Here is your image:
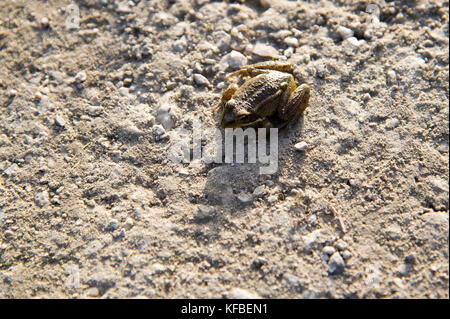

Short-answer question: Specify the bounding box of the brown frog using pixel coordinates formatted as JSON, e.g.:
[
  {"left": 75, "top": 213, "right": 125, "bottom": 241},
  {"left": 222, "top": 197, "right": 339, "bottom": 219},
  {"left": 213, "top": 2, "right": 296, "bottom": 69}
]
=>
[{"left": 214, "top": 61, "right": 310, "bottom": 128}]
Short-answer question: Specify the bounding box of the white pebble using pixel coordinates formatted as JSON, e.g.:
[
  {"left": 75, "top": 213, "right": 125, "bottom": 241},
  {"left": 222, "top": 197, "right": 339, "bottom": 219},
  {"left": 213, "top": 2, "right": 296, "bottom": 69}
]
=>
[
  {"left": 337, "top": 26, "right": 354, "bottom": 40},
  {"left": 219, "top": 50, "right": 247, "bottom": 71},
  {"left": 294, "top": 141, "right": 308, "bottom": 151},
  {"left": 284, "top": 36, "right": 299, "bottom": 47},
  {"left": 193, "top": 74, "right": 210, "bottom": 86}
]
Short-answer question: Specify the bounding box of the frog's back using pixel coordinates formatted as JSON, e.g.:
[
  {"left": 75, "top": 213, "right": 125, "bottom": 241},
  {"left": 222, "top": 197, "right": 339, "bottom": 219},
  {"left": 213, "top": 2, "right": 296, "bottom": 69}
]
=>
[{"left": 233, "top": 72, "right": 288, "bottom": 115}]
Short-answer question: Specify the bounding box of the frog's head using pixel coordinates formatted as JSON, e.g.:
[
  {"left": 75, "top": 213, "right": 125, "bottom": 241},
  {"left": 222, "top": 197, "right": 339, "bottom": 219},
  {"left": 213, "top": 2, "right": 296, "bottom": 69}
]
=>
[{"left": 220, "top": 99, "right": 260, "bottom": 128}]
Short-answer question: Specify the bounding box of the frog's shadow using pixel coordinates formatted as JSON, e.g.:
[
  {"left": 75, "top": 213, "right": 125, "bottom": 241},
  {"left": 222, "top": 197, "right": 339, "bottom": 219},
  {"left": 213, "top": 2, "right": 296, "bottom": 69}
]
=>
[{"left": 201, "top": 115, "right": 307, "bottom": 212}]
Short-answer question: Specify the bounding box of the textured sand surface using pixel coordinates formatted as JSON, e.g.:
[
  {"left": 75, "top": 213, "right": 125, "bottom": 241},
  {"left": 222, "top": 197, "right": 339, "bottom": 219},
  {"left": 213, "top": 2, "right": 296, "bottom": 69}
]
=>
[{"left": 0, "top": 0, "right": 448, "bottom": 298}]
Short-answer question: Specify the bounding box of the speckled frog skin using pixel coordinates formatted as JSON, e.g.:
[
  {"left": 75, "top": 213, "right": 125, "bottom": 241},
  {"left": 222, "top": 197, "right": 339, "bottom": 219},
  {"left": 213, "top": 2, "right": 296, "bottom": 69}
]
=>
[{"left": 214, "top": 61, "right": 311, "bottom": 128}]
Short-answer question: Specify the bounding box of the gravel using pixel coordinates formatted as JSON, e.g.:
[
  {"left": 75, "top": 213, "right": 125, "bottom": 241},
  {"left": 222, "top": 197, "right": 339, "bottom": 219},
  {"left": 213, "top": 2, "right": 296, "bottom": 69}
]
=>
[{"left": 0, "top": 0, "right": 447, "bottom": 299}]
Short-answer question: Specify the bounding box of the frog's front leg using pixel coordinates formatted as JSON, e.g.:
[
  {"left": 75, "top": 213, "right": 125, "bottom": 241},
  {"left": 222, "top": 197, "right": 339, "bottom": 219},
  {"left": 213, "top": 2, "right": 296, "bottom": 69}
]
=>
[
  {"left": 277, "top": 83, "right": 311, "bottom": 122},
  {"left": 213, "top": 83, "right": 238, "bottom": 112}
]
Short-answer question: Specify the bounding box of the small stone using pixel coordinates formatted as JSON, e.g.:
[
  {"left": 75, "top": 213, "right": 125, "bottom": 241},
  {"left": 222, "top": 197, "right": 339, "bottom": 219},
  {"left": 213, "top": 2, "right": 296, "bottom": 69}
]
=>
[
  {"left": 237, "top": 192, "right": 253, "bottom": 204},
  {"left": 151, "top": 263, "right": 166, "bottom": 274},
  {"left": 86, "top": 287, "right": 100, "bottom": 297},
  {"left": 294, "top": 141, "right": 308, "bottom": 151},
  {"left": 328, "top": 252, "right": 345, "bottom": 275},
  {"left": 106, "top": 219, "right": 119, "bottom": 232},
  {"left": 173, "top": 36, "right": 187, "bottom": 52},
  {"left": 284, "top": 36, "right": 299, "bottom": 47},
  {"left": 193, "top": 74, "right": 210, "bottom": 86},
  {"left": 385, "top": 118, "right": 400, "bottom": 129},
  {"left": 250, "top": 257, "right": 267, "bottom": 269},
  {"left": 74, "top": 71, "right": 87, "bottom": 83},
  {"left": 153, "top": 125, "right": 166, "bottom": 138},
  {"left": 118, "top": 87, "right": 129, "bottom": 96},
  {"left": 3, "top": 163, "right": 19, "bottom": 177},
  {"left": 219, "top": 50, "right": 247, "bottom": 71},
  {"left": 228, "top": 288, "right": 261, "bottom": 299},
  {"left": 335, "top": 239, "right": 348, "bottom": 251},
  {"left": 404, "top": 253, "right": 416, "bottom": 265},
  {"left": 194, "top": 205, "right": 216, "bottom": 222},
  {"left": 250, "top": 43, "right": 279, "bottom": 58},
  {"left": 315, "top": 64, "right": 328, "bottom": 78},
  {"left": 213, "top": 31, "right": 231, "bottom": 50},
  {"left": 40, "top": 17, "right": 50, "bottom": 28},
  {"left": 87, "top": 105, "right": 103, "bottom": 116},
  {"left": 337, "top": 26, "right": 354, "bottom": 40},
  {"left": 253, "top": 185, "right": 268, "bottom": 197},
  {"left": 267, "top": 195, "right": 278, "bottom": 204},
  {"left": 156, "top": 104, "right": 179, "bottom": 130},
  {"left": 284, "top": 47, "right": 294, "bottom": 58},
  {"left": 321, "top": 246, "right": 336, "bottom": 261},
  {"left": 55, "top": 115, "right": 66, "bottom": 127},
  {"left": 117, "top": 120, "right": 144, "bottom": 137},
  {"left": 429, "top": 177, "right": 449, "bottom": 193},
  {"left": 34, "top": 191, "right": 50, "bottom": 207},
  {"left": 342, "top": 250, "right": 352, "bottom": 260}
]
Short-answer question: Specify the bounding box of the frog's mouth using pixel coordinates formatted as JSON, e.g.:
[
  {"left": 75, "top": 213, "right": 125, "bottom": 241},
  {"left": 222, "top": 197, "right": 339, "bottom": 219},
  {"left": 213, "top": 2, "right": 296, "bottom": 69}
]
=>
[{"left": 221, "top": 111, "right": 261, "bottom": 128}]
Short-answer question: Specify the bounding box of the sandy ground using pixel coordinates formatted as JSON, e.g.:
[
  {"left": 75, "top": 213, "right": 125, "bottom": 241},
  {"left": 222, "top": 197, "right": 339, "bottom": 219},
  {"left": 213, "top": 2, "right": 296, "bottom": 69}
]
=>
[{"left": 0, "top": 0, "right": 448, "bottom": 298}]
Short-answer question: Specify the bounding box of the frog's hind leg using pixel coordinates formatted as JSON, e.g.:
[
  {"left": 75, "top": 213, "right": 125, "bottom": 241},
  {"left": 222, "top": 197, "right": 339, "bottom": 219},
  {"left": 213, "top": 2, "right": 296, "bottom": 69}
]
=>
[
  {"left": 227, "top": 61, "right": 294, "bottom": 79},
  {"left": 277, "top": 81, "right": 310, "bottom": 122},
  {"left": 213, "top": 83, "right": 238, "bottom": 112}
]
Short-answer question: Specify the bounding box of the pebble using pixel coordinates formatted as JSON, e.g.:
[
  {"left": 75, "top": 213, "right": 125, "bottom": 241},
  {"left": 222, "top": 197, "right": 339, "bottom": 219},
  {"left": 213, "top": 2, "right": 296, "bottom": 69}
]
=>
[
  {"left": 253, "top": 185, "right": 268, "bottom": 197},
  {"left": 74, "top": 71, "right": 87, "bottom": 83},
  {"left": 156, "top": 104, "right": 179, "bottom": 130},
  {"left": 3, "top": 163, "right": 19, "bottom": 177},
  {"left": 153, "top": 125, "right": 167, "bottom": 140},
  {"left": 117, "top": 120, "right": 144, "bottom": 137},
  {"left": 284, "top": 36, "right": 299, "bottom": 47},
  {"left": 337, "top": 26, "right": 354, "bottom": 40},
  {"left": 430, "top": 177, "right": 449, "bottom": 193},
  {"left": 249, "top": 43, "right": 279, "bottom": 58},
  {"left": 335, "top": 239, "right": 348, "bottom": 251},
  {"left": 118, "top": 87, "right": 129, "bottom": 96},
  {"left": 294, "top": 141, "right": 308, "bottom": 151},
  {"left": 321, "top": 246, "right": 336, "bottom": 261},
  {"left": 267, "top": 195, "right": 278, "bottom": 204},
  {"left": 34, "top": 191, "right": 50, "bottom": 207},
  {"left": 385, "top": 118, "right": 400, "bottom": 129},
  {"left": 40, "top": 17, "right": 50, "bottom": 28},
  {"left": 193, "top": 73, "right": 210, "bottom": 87},
  {"left": 151, "top": 263, "right": 166, "bottom": 274},
  {"left": 328, "top": 252, "right": 345, "bottom": 275},
  {"left": 237, "top": 192, "right": 253, "bottom": 204},
  {"left": 284, "top": 47, "right": 294, "bottom": 58},
  {"left": 219, "top": 50, "right": 247, "bottom": 71},
  {"left": 194, "top": 205, "right": 216, "bottom": 222},
  {"left": 342, "top": 250, "right": 352, "bottom": 260},
  {"left": 315, "top": 64, "right": 328, "bottom": 78},
  {"left": 172, "top": 36, "right": 187, "bottom": 52},
  {"left": 55, "top": 115, "right": 66, "bottom": 127},
  {"left": 106, "top": 219, "right": 119, "bottom": 231},
  {"left": 212, "top": 31, "right": 231, "bottom": 50},
  {"left": 227, "top": 288, "right": 261, "bottom": 299},
  {"left": 87, "top": 105, "right": 104, "bottom": 117}
]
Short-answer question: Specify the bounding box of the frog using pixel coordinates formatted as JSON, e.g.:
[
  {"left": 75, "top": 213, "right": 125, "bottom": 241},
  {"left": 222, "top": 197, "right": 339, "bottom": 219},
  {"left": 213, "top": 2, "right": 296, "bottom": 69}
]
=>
[{"left": 213, "top": 61, "right": 310, "bottom": 129}]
